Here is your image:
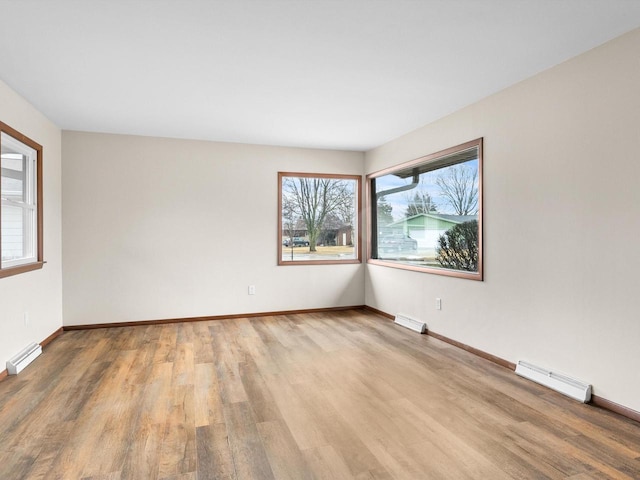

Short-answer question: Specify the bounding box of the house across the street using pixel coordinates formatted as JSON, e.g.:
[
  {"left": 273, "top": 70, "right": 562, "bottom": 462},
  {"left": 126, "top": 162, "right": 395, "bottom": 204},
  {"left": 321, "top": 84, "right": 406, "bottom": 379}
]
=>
[{"left": 383, "top": 213, "right": 477, "bottom": 248}]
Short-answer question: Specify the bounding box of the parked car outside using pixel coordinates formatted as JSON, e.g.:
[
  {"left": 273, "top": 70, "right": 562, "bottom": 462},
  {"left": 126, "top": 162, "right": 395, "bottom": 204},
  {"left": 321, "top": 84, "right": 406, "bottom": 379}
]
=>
[
  {"left": 379, "top": 234, "right": 417, "bottom": 252},
  {"left": 283, "top": 237, "right": 310, "bottom": 247}
]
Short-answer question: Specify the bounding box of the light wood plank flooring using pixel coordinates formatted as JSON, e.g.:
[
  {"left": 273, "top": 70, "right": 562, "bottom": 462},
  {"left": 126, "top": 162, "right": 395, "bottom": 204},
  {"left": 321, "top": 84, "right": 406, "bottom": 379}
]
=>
[{"left": 0, "top": 310, "right": 639, "bottom": 479}]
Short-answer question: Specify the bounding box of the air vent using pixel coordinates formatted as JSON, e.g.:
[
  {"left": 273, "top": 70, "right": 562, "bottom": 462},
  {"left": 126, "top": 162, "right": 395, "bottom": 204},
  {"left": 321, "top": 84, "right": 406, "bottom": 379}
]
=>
[
  {"left": 6, "top": 342, "right": 42, "bottom": 375},
  {"left": 394, "top": 314, "right": 427, "bottom": 334},
  {"left": 515, "top": 360, "right": 591, "bottom": 403}
]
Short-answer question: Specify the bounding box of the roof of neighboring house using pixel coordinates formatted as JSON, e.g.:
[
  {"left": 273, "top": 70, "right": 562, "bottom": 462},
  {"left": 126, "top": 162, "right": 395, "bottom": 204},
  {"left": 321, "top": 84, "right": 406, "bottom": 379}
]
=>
[{"left": 388, "top": 213, "right": 477, "bottom": 226}]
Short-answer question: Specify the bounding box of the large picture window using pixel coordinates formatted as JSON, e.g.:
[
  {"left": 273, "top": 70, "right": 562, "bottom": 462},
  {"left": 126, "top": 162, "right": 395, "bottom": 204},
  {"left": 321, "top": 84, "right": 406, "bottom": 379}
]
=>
[
  {"left": 278, "top": 172, "right": 361, "bottom": 265},
  {"left": 1, "top": 122, "right": 43, "bottom": 278},
  {"left": 367, "top": 138, "right": 482, "bottom": 280}
]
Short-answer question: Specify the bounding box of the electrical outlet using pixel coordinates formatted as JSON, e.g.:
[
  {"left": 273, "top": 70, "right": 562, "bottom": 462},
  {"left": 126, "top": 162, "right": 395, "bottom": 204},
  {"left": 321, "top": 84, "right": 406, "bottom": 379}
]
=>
[
  {"left": 436, "top": 298, "right": 441, "bottom": 310},
  {"left": 248, "top": 285, "right": 256, "bottom": 295},
  {"left": 24, "top": 311, "right": 30, "bottom": 327}
]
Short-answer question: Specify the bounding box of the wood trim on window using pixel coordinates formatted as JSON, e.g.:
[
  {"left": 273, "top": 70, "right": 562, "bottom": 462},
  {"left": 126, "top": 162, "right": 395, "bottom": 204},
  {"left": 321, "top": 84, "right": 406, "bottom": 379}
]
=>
[
  {"left": 0, "top": 261, "right": 45, "bottom": 279},
  {"left": 0, "top": 121, "right": 44, "bottom": 279},
  {"left": 366, "top": 138, "right": 483, "bottom": 280},
  {"left": 278, "top": 172, "right": 362, "bottom": 265}
]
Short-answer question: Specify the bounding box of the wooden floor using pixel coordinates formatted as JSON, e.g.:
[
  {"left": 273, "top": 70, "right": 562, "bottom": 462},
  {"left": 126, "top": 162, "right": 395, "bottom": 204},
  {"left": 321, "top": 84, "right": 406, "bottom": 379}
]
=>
[{"left": 0, "top": 310, "right": 639, "bottom": 479}]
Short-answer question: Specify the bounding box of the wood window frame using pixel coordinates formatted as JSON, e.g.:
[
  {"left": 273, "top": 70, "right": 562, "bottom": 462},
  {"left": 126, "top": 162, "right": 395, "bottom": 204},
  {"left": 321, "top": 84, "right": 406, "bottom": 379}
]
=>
[
  {"left": 278, "top": 172, "right": 362, "bottom": 266},
  {"left": 366, "top": 138, "right": 483, "bottom": 280},
  {"left": 0, "top": 121, "right": 44, "bottom": 279}
]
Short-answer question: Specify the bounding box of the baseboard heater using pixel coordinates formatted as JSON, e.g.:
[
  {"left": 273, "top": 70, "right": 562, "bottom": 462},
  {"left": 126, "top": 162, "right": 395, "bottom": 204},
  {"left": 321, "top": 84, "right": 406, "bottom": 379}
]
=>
[
  {"left": 6, "top": 342, "right": 42, "bottom": 375},
  {"left": 394, "top": 314, "right": 427, "bottom": 334},
  {"left": 515, "top": 360, "right": 592, "bottom": 403}
]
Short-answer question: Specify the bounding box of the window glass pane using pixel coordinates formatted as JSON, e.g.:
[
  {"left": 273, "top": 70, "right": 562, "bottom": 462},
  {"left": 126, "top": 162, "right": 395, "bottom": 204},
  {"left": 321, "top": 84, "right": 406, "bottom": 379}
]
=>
[
  {"left": 1, "top": 153, "right": 25, "bottom": 202},
  {"left": 1, "top": 204, "right": 25, "bottom": 261},
  {"left": 369, "top": 140, "right": 482, "bottom": 279},
  {"left": 280, "top": 173, "right": 359, "bottom": 264}
]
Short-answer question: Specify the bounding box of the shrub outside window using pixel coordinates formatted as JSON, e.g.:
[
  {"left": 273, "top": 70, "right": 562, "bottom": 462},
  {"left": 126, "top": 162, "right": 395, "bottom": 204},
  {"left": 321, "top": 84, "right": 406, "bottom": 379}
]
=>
[
  {"left": 278, "top": 172, "right": 361, "bottom": 265},
  {"left": 367, "top": 138, "right": 482, "bottom": 280},
  {"left": 0, "top": 122, "right": 43, "bottom": 278}
]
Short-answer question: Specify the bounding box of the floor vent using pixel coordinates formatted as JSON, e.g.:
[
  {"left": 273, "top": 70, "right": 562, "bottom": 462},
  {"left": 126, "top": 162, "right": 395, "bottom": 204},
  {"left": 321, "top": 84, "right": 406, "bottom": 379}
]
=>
[
  {"left": 515, "top": 360, "right": 591, "bottom": 403},
  {"left": 394, "top": 314, "right": 427, "bottom": 334},
  {"left": 7, "top": 342, "right": 42, "bottom": 375}
]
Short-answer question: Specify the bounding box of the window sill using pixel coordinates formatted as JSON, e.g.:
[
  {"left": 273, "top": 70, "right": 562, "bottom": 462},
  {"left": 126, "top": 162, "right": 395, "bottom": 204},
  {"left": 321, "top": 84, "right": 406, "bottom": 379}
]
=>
[
  {"left": 0, "top": 261, "right": 45, "bottom": 279},
  {"left": 279, "top": 258, "right": 362, "bottom": 266},
  {"left": 367, "top": 258, "right": 482, "bottom": 280}
]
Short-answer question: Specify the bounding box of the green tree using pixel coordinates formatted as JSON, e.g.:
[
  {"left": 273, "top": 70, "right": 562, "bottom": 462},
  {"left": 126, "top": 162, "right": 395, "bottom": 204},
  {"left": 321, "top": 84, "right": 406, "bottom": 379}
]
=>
[
  {"left": 376, "top": 198, "right": 394, "bottom": 226},
  {"left": 404, "top": 190, "right": 437, "bottom": 217},
  {"left": 436, "top": 220, "right": 478, "bottom": 271}
]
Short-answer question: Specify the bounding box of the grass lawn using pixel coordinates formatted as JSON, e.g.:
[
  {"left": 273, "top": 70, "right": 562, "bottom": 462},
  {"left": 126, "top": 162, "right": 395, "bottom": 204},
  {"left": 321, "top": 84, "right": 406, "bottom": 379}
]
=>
[{"left": 284, "top": 245, "right": 355, "bottom": 256}]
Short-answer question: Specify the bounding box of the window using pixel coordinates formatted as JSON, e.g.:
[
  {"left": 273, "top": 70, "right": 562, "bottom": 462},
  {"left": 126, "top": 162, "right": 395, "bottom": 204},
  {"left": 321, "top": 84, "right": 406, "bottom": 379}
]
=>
[
  {"left": 367, "top": 138, "right": 482, "bottom": 280},
  {"left": 278, "top": 172, "right": 361, "bottom": 265},
  {"left": 0, "top": 121, "right": 43, "bottom": 278}
]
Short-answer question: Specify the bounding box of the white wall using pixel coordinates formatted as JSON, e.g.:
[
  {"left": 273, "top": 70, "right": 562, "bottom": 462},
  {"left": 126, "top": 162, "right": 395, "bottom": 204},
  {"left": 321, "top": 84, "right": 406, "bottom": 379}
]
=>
[
  {"left": 365, "top": 28, "right": 640, "bottom": 411},
  {"left": 62, "top": 132, "right": 364, "bottom": 325},
  {"left": 0, "top": 79, "right": 63, "bottom": 366}
]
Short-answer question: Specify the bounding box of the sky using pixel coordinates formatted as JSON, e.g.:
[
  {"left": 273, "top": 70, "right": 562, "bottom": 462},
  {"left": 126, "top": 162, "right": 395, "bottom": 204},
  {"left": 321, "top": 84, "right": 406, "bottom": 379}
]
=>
[{"left": 375, "top": 159, "right": 478, "bottom": 219}]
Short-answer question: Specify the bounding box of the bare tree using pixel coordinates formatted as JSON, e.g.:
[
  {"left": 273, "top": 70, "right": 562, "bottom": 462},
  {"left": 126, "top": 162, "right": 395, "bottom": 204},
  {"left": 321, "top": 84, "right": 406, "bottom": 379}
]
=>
[
  {"left": 281, "top": 194, "right": 298, "bottom": 258},
  {"left": 334, "top": 192, "right": 355, "bottom": 229},
  {"left": 436, "top": 164, "right": 478, "bottom": 215},
  {"left": 283, "top": 177, "right": 353, "bottom": 252}
]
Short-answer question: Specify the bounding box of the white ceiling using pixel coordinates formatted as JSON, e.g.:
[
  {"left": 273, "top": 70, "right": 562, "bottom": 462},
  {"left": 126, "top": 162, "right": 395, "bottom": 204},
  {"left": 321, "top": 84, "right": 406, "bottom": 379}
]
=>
[{"left": 1, "top": 1, "right": 640, "bottom": 151}]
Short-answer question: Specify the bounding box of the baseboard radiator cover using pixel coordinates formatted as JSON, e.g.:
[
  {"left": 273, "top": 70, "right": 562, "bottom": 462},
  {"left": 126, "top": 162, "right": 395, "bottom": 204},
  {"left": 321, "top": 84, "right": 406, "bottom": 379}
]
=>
[
  {"left": 6, "top": 342, "right": 42, "bottom": 375},
  {"left": 515, "top": 360, "right": 592, "bottom": 403},
  {"left": 394, "top": 314, "right": 427, "bottom": 334}
]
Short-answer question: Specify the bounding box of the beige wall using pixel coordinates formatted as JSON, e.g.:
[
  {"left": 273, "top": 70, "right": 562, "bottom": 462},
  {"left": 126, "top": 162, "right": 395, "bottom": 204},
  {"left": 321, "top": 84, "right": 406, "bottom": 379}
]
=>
[
  {"left": 365, "top": 28, "right": 640, "bottom": 411},
  {"left": 7, "top": 25, "right": 638, "bottom": 414},
  {"left": 0, "top": 80, "right": 63, "bottom": 366},
  {"left": 62, "top": 132, "right": 365, "bottom": 325}
]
